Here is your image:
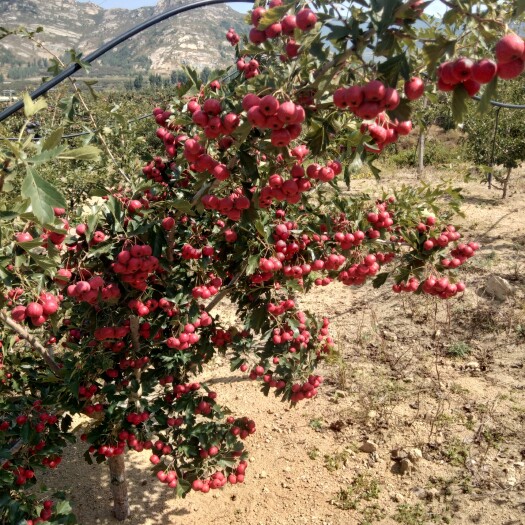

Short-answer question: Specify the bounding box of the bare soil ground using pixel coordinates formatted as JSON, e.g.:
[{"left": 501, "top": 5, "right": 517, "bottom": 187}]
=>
[{"left": 41, "top": 168, "right": 525, "bottom": 525}]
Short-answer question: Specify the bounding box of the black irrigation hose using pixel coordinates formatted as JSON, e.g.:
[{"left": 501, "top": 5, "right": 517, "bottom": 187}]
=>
[
  {"left": 471, "top": 95, "right": 525, "bottom": 109},
  {"left": 2, "top": 113, "right": 152, "bottom": 141},
  {"left": 0, "top": 0, "right": 250, "bottom": 123}
]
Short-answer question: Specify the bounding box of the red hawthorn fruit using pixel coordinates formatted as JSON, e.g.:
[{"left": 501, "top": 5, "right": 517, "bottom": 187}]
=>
[
  {"left": 472, "top": 59, "right": 497, "bottom": 84},
  {"left": 495, "top": 34, "right": 525, "bottom": 64},
  {"left": 404, "top": 77, "right": 425, "bottom": 100},
  {"left": 497, "top": 58, "right": 525, "bottom": 80},
  {"left": 296, "top": 8, "right": 317, "bottom": 31}
]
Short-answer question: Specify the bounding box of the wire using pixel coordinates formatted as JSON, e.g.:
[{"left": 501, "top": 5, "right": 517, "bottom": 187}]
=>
[
  {"left": 0, "top": 0, "right": 250, "bottom": 123},
  {"left": 2, "top": 113, "right": 152, "bottom": 141}
]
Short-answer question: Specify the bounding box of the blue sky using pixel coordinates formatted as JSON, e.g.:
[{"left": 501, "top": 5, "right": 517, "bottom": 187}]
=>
[{"left": 79, "top": 0, "right": 446, "bottom": 17}]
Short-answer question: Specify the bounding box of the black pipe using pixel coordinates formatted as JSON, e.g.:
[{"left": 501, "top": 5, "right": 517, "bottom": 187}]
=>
[
  {"left": 472, "top": 95, "right": 525, "bottom": 109},
  {"left": 0, "top": 0, "right": 250, "bottom": 123}
]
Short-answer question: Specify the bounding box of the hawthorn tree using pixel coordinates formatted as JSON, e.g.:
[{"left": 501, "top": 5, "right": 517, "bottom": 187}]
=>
[
  {"left": 1, "top": 1, "right": 524, "bottom": 523},
  {"left": 465, "top": 75, "right": 525, "bottom": 197}
]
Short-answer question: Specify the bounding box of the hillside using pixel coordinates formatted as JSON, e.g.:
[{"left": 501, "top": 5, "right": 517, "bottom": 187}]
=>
[{"left": 0, "top": 0, "right": 246, "bottom": 80}]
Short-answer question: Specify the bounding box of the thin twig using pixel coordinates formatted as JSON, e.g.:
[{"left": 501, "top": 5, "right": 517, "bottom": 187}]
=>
[
  {"left": 206, "top": 270, "right": 244, "bottom": 313},
  {"left": 0, "top": 309, "right": 61, "bottom": 375}
]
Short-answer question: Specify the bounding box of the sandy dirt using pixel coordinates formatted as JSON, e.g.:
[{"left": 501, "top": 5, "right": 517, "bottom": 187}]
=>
[{"left": 41, "top": 168, "right": 525, "bottom": 525}]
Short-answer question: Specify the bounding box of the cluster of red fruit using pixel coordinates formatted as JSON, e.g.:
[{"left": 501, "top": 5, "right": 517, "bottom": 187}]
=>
[
  {"left": 334, "top": 80, "right": 404, "bottom": 119},
  {"left": 66, "top": 276, "right": 120, "bottom": 305},
  {"left": 441, "top": 241, "right": 480, "bottom": 269},
  {"left": 361, "top": 114, "right": 413, "bottom": 154},
  {"left": 156, "top": 469, "right": 179, "bottom": 488},
  {"left": 248, "top": 4, "right": 318, "bottom": 45},
  {"left": 126, "top": 411, "right": 150, "bottom": 426},
  {"left": 165, "top": 312, "right": 212, "bottom": 351},
  {"left": 422, "top": 276, "right": 466, "bottom": 299},
  {"left": 290, "top": 375, "right": 323, "bottom": 403},
  {"left": 236, "top": 57, "right": 261, "bottom": 79},
  {"left": 4, "top": 465, "right": 35, "bottom": 486},
  {"left": 422, "top": 223, "right": 461, "bottom": 251},
  {"left": 142, "top": 156, "right": 171, "bottom": 183},
  {"left": 111, "top": 245, "right": 160, "bottom": 291},
  {"left": 25, "top": 499, "right": 55, "bottom": 525},
  {"left": 338, "top": 253, "right": 392, "bottom": 287},
  {"left": 192, "top": 275, "right": 223, "bottom": 300},
  {"left": 166, "top": 323, "right": 201, "bottom": 351},
  {"left": 225, "top": 27, "right": 240, "bottom": 46},
  {"left": 438, "top": 34, "right": 524, "bottom": 94},
  {"left": 227, "top": 415, "right": 257, "bottom": 440},
  {"left": 259, "top": 172, "right": 311, "bottom": 207},
  {"left": 10, "top": 292, "right": 61, "bottom": 327},
  {"left": 243, "top": 94, "right": 305, "bottom": 147},
  {"left": 202, "top": 188, "right": 251, "bottom": 221},
  {"left": 187, "top": 98, "right": 240, "bottom": 140},
  {"left": 267, "top": 298, "right": 295, "bottom": 316},
  {"left": 117, "top": 355, "right": 151, "bottom": 371},
  {"left": 93, "top": 325, "right": 130, "bottom": 341},
  {"left": 41, "top": 455, "right": 62, "bottom": 469},
  {"left": 191, "top": 460, "right": 249, "bottom": 492}
]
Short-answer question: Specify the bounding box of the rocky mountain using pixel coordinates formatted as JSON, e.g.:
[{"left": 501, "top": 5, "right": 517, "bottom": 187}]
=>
[{"left": 0, "top": 0, "right": 247, "bottom": 78}]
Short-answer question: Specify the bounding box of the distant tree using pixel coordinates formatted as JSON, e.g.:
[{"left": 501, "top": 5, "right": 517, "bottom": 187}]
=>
[
  {"left": 133, "top": 74, "right": 143, "bottom": 90},
  {"left": 465, "top": 77, "right": 525, "bottom": 198}
]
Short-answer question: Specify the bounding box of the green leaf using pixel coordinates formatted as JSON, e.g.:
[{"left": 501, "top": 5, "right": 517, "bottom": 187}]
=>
[
  {"left": 21, "top": 168, "right": 66, "bottom": 225},
  {"left": 372, "top": 272, "right": 389, "bottom": 288},
  {"left": 257, "top": 4, "right": 291, "bottom": 29},
  {"left": 246, "top": 255, "right": 259, "bottom": 276},
  {"left": 478, "top": 75, "right": 498, "bottom": 113},
  {"left": 42, "top": 127, "right": 64, "bottom": 151},
  {"left": 28, "top": 145, "right": 67, "bottom": 165},
  {"left": 378, "top": 54, "right": 410, "bottom": 85},
  {"left": 452, "top": 84, "right": 469, "bottom": 124},
  {"left": 58, "top": 146, "right": 101, "bottom": 161},
  {"left": 170, "top": 198, "right": 194, "bottom": 215},
  {"left": 55, "top": 500, "right": 73, "bottom": 515},
  {"left": 23, "top": 92, "right": 47, "bottom": 118}
]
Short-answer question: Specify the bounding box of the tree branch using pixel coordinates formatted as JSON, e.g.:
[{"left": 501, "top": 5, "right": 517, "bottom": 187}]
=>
[
  {"left": 0, "top": 310, "right": 61, "bottom": 375},
  {"left": 206, "top": 270, "right": 244, "bottom": 313}
]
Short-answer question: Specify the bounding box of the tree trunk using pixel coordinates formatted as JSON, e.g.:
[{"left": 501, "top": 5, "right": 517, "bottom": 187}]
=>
[
  {"left": 108, "top": 455, "right": 129, "bottom": 521},
  {"left": 417, "top": 130, "right": 425, "bottom": 177},
  {"left": 502, "top": 166, "right": 512, "bottom": 199}
]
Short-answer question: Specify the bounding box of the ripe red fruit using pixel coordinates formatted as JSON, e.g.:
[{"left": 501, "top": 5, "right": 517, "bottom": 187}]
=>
[
  {"left": 202, "top": 98, "right": 222, "bottom": 115},
  {"left": 26, "top": 302, "right": 43, "bottom": 318},
  {"left": 344, "top": 86, "right": 363, "bottom": 108},
  {"left": 251, "top": 6, "right": 266, "bottom": 26},
  {"left": 495, "top": 34, "right": 525, "bottom": 64},
  {"left": 127, "top": 200, "right": 143, "bottom": 214},
  {"left": 462, "top": 79, "right": 480, "bottom": 97},
  {"left": 472, "top": 59, "right": 497, "bottom": 84},
  {"left": 404, "top": 77, "right": 425, "bottom": 100},
  {"left": 497, "top": 58, "right": 525, "bottom": 80},
  {"left": 224, "top": 230, "right": 237, "bottom": 243},
  {"left": 271, "top": 128, "right": 291, "bottom": 147},
  {"left": 396, "top": 121, "right": 413, "bottom": 135},
  {"left": 281, "top": 15, "right": 297, "bottom": 34},
  {"left": 76, "top": 224, "right": 87, "bottom": 236},
  {"left": 452, "top": 57, "right": 474, "bottom": 82},
  {"left": 363, "top": 80, "right": 386, "bottom": 102},
  {"left": 161, "top": 217, "right": 175, "bottom": 231},
  {"left": 259, "top": 95, "right": 279, "bottom": 116},
  {"left": 296, "top": 8, "right": 317, "bottom": 31},
  {"left": 249, "top": 28, "right": 267, "bottom": 45}
]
